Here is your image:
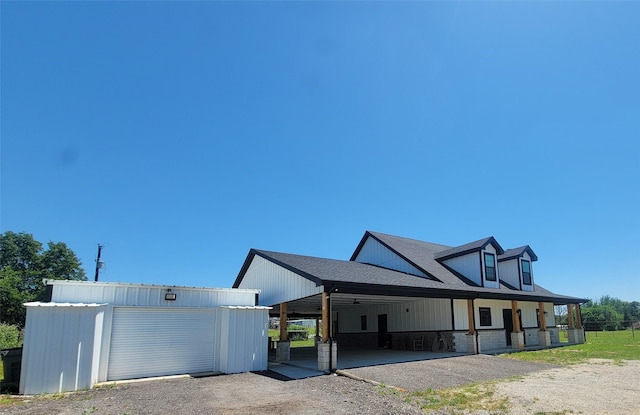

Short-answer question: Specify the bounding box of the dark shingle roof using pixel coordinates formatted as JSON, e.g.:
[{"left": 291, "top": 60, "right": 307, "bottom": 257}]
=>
[
  {"left": 433, "top": 236, "right": 505, "bottom": 260},
  {"left": 499, "top": 246, "right": 538, "bottom": 262},
  {"left": 234, "top": 246, "right": 586, "bottom": 304}
]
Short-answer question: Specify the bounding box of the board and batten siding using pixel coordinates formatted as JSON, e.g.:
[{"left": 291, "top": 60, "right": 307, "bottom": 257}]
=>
[
  {"left": 338, "top": 298, "right": 452, "bottom": 333},
  {"left": 238, "top": 255, "right": 323, "bottom": 306},
  {"left": 453, "top": 299, "right": 470, "bottom": 330},
  {"left": 20, "top": 303, "right": 108, "bottom": 395},
  {"left": 474, "top": 299, "right": 511, "bottom": 330},
  {"left": 497, "top": 259, "right": 520, "bottom": 290},
  {"left": 107, "top": 307, "right": 217, "bottom": 381},
  {"left": 442, "top": 253, "right": 481, "bottom": 285},
  {"left": 48, "top": 281, "right": 257, "bottom": 308},
  {"left": 353, "top": 237, "right": 427, "bottom": 277}
]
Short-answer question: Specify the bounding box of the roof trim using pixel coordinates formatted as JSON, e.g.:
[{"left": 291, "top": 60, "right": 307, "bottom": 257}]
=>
[
  {"left": 351, "top": 231, "right": 442, "bottom": 282},
  {"left": 498, "top": 245, "right": 539, "bottom": 262},
  {"left": 434, "top": 236, "right": 505, "bottom": 261}
]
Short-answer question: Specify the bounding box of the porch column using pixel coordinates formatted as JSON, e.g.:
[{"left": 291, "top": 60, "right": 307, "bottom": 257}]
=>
[
  {"left": 567, "top": 304, "right": 575, "bottom": 329},
  {"left": 510, "top": 300, "right": 524, "bottom": 349},
  {"left": 465, "top": 299, "right": 478, "bottom": 354},
  {"left": 538, "top": 302, "right": 551, "bottom": 346},
  {"left": 575, "top": 304, "right": 583, "bottom": 329},
  {"left": 321, "top": 292, "right": 329, "bottom": 341},
  {"left": 568, "top": 304, "right": 585, "bottom": 344},
  {"left": 276, "top": 302, "right": 290, "bottom": 362},
  {"left": 318, "top": 291, "right": 336, "bottom": 372}
]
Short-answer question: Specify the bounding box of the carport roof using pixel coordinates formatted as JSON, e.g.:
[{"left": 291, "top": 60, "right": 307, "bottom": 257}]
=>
[{"left": 234, "top": 248, "right": 586, "bottom": 304}]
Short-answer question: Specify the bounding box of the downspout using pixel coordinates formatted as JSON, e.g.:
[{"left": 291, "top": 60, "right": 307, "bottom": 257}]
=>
[{"left": 473, "top": 298, "right": 479, "bottom": 354}]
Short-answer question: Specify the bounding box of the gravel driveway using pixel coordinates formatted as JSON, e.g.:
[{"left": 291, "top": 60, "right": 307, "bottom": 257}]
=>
[{"left": 1, "top": 356, "right": 638, "bottom": 415}]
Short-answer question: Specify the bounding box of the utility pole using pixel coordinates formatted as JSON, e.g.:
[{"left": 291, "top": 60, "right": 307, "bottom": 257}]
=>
[{"left": 94, "top": 244, "right": 104, "bottom": 282}]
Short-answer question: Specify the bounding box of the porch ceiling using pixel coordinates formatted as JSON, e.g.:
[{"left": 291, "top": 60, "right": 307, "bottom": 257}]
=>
[{"left": 269, "top": 293, "right": 429, "bottom": 317}]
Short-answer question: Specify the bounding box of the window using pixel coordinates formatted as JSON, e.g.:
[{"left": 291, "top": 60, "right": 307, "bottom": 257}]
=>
[
  {"left": 360, "top": 315, "right": 367, "bottom": 331},
  {"left": 484, "top": 253, "right": 496, "bottom": 281},
  {"left": 479, "top": 307, "right": 492, "bottom": 326},
  {"left": 522, "top": 260, "right": 532, "bottom": 285}
]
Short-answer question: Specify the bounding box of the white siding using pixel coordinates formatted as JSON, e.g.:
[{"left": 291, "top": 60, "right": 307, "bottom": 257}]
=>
[
  {"left": 353, "top": 237, "right": 427, "bottom": 277},
  {"left": 519, "top": 301, "right": 539, "bottom": 328},
  {"left": 49, "top": 281, "right": 256, "bottom": 308},
  {"left": 453, "top": 299, "right": 470, "bottom": 330},
  {"left": 475, "top": 299, "right": 511, "bottom": 330},
  {"left": 544, "top": 302, "right": 556, "bottom": 326},
  {"left": 237, "top": 255, "right": 323, "bottom": 306},
  {"left": 442, "top": 253, "right": 481, "bottom": 285},
  {"left": 216, "top": 307, "right": 269, "bottom": 373},
  {"left": 497, "top": 259, "right": 520, "bottom": 289},
  {"left": 107, "top": 307, "right": 217, "bottom": 381},
  {"left": 338, "top": 298, "right": 452, "bottom": 332},
  {"left": 20, "top": 303, "right": 106, "bottom": 395}
]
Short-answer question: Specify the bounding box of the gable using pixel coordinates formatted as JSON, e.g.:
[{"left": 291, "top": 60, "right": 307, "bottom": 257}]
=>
[
  {"left": 235, "top": 254, "right": 323, "bottom": 306},
  {"left": 352, "top": 235, "right": 428, "bottom": 278}
]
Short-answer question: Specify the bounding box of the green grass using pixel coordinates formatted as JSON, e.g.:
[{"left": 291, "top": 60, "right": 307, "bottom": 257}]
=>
[
  {"left": 402, "top": 382, "right": 510, "bottom": 414},
  {"left": 503, "top": 329, "right": 640, "bottom": 365},
  {"left": 268, "top": 327, "right": 318, "bottom": 348}
]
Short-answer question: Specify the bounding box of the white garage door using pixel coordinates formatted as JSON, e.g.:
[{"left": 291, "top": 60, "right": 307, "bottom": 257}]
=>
[{"left": 107, "top": 307, "right": 216, "bottom": 381}]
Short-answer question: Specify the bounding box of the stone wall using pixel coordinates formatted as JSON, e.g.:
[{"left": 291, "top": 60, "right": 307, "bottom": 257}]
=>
[{"left": 477, "top": 329, "right": 507, "bottom": 352}]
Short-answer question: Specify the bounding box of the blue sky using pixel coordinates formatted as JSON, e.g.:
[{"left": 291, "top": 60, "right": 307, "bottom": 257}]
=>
[{"left": 1, "top": 2, "right": 638, "bottom": 302}]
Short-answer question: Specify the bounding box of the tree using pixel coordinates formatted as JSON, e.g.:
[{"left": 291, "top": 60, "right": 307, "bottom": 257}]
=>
[
  {"left": 581, "top": 304, "right": 624, "bottom": 331},
  {"left": 0, "top": 231, "right": 87, "bottom": 327}
]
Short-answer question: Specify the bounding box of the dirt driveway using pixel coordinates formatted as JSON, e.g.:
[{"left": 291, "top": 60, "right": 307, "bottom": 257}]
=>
[{"left": 1, "top": 356, "right": 638, "bottom": 414}]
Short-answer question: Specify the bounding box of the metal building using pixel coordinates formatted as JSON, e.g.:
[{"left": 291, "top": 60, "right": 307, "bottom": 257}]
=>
[{"left": 20, "top": 281, "right": 269, "bottom": 395}]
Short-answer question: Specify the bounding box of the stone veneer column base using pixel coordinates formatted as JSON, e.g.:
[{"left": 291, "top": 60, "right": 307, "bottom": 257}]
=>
[
  {"left": 568, "top": 329, "right": 585, "bottom": 344},
  {"left": 511, "top": 332, "right": 525, "bottom": 350},
  {"left": 318, "top": 342, "right": 337, "bottom": 372},
  {"left": 538, "top": 330, "right": 551, "bottom": 346},
  {"left": 276, "top": 341, "right": 290, "bottom": 362}
]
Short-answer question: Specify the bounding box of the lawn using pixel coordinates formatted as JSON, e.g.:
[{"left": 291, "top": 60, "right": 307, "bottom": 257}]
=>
[
  {"left": 269, "top": 326, "right": 317, "bottom": 348},
  {"left": 502, "top": 329, "right": 640, "bottom": 365}
]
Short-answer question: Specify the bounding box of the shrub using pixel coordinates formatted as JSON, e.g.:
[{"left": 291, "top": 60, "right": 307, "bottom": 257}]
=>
[{"left": 0, "top": 323, "right": 23, "bottom": 349}]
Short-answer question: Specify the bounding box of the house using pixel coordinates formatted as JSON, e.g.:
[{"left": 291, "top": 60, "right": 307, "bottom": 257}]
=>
[
  {"left": 19, "top": 280, "right": 269, "bottom": 395},
  {"left": 233, "top": 231, "right": 587, "bottom": 371}
]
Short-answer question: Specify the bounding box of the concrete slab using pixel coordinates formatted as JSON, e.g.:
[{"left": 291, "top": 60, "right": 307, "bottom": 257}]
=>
[{"left": 267, "top": 362, "right": 325, "bottom": 380}]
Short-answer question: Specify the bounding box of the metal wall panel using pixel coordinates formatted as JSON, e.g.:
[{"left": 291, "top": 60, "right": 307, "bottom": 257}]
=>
[
  {"left": 353, "top": 237, "right": 427, "bottom": 277},
  {"left": 338, "top": 298, "right": 452, "bottom": 332},
  {"left": 453, "top": 299, "right": 470, "bottom": 330},
  {"left": 498, "top": 259, "right": 519, "bottom": 290},
  {"left": 107, "top": 307, "right": 216, "bottom": 381},
  {"left": 49, "top": 281, "right": 257, "bottom": 308},
  {"left": 217, "top": 307, "right": 269, "bottom": 373},
  {"left": 442, "top": 253, "right": 481, "bottom": 285},
  {"left": 474, "top": 299, "right": 511, "bottom": 329},
  {"left": 238, "top": 255, "right": 323, "bottom": 306},
  {"left": 20, "top": 303, "right": 106, "bottom": 394}
]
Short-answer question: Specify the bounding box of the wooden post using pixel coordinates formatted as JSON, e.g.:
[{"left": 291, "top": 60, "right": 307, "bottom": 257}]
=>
[
  {"left": 567, "top": 304, "right": 575, "bottom": 329},
  {"left": 279, "top": 302, "right": 288, "bottom": 341},
  {"left": 467, "top": 299, "right": 475, "bottom": 335},
  {"left": 511, "top": 300, "right": 521, "bottom": 332},
  {"left": 575, "top": 304, "right": 583, "bottom": 329},
  {"left": 538, "top": 302, "right": 547, "bottom": 331},
  {"left": 322, "top": 292, "right": 329, "bottom": 341}
]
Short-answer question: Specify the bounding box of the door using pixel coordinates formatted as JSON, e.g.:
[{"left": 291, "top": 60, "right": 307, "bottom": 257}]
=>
[
  {"left": 503, "top": 309, "right": 513, "bottom": 346},
  {"left": 377, "top": 314, "right": 388, "bottom": 348},
  {"left": 108, "top": 307, "right": 216, "bottom": 381}
]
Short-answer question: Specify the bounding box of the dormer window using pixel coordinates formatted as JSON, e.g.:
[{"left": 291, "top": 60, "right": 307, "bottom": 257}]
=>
[
  {"left": 484, "top": 253, "right": 496, "bottom": 281},
  {"left": 522, "top": 260, "right": 532, "bottom": 285}
]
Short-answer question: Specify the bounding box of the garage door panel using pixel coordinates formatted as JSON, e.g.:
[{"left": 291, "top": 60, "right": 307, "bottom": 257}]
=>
[{"left": 108, "top": 308, "right": 216, "bottom": 381}]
